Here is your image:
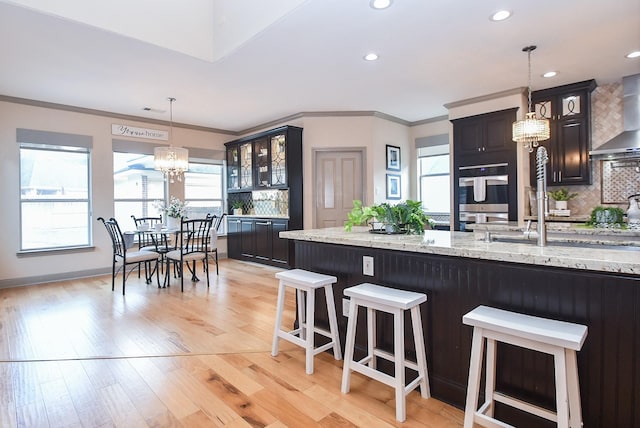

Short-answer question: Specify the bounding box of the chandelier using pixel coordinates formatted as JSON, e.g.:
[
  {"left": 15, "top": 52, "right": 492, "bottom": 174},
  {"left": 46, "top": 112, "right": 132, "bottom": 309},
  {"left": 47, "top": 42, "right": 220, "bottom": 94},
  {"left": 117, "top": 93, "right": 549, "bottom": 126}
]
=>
[
  {"left": 154, "top": 97, "right": 188, "bottom": 182},
  {"left": 512, "top": 45, "right": 550, "bottom": 152}
]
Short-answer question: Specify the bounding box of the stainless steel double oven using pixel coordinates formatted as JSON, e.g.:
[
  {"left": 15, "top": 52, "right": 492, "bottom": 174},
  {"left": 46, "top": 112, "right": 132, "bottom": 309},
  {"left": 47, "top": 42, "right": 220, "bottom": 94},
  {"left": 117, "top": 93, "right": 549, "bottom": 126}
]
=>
[{"left": 458, "top": 163, "right": 509, "bottom": 229}]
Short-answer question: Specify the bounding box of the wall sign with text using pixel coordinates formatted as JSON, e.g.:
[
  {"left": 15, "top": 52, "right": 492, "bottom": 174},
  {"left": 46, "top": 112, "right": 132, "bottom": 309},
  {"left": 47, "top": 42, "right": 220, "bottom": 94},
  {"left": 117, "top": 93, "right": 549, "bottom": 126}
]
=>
[{"left": 111, "top": 124, "right": 168, "bottom": 141}]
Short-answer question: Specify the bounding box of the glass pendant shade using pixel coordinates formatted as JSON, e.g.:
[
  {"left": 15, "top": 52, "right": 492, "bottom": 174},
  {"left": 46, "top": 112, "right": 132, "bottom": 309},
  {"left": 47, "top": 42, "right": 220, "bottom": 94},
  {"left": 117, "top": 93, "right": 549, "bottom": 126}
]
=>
[
  {"left": 154, "top": 146, "right": 189, "bottom": 181},
  {"left": 154, "top": 97, "right": 188, "bottom": 181},
  {"left": 512, "top": 45, "right": 551, "bottom": 152},
  {"left": 512, "top": 112, "right": 550, "bottom": 151}
]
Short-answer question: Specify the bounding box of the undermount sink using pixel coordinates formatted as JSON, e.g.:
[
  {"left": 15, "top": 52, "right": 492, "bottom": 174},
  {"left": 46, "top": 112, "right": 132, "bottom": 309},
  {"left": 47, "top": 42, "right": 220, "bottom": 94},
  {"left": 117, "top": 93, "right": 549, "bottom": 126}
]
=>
[{"left": 487, "top": 235, "right": 638, "bottom": 251}]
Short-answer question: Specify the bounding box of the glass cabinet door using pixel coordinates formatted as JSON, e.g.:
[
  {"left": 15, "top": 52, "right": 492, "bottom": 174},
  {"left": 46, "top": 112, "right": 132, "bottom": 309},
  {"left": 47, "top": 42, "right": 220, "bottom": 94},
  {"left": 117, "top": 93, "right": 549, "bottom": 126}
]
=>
[
  {"left": 254, "top": 137, "right": 270, "bottom": 188},
  {"left": 239, "top": 142, "right": 253, "bottom": 189},
  {"left": 270, "top": 134, "right": 286, "bottom": 187},
  {"left": 226, "top": 146, "right": 239, "bottom": 190}
]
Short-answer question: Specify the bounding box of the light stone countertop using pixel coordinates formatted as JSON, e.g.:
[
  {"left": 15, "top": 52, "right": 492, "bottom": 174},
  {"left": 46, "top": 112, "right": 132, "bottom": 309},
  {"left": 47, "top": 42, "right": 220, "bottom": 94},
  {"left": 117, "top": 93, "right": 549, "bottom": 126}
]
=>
[{"left": 280, "top": 227, "right": 640, "bottom": 276}]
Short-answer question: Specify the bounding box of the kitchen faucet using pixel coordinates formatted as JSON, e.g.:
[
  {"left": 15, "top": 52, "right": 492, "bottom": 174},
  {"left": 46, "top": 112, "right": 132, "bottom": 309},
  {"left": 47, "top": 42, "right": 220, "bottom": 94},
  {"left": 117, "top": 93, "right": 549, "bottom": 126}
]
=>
[{"left": 534, "top": 146, "right": 549, "bottom": 246}]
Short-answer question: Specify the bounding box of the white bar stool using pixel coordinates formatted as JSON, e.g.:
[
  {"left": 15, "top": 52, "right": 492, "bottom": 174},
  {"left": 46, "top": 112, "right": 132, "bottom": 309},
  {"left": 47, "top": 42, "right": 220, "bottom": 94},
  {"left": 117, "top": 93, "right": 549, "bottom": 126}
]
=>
[
  {"left": 341, "top": 283, "right": 430, "bottom": 422},
  {"left": 272, "top": 269, "right": 342, "bottom": 375},
  {"left": 462, "top": 305, "right": 588, "bottom": 428}
]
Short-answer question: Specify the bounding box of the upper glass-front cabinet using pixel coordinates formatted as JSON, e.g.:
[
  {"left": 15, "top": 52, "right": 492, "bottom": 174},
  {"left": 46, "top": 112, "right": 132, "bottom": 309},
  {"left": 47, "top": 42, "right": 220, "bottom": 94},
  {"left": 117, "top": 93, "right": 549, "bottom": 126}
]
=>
[
  {"left": 227, "top": 146, "right": 239, "bottom": 190},
  {"left": 254, "top": 137, "right": 270, "bottom": 188},
  {"left": 239, "top": 142, "right": 253, "bottom": 189},
  {"left": 225, "top": 126, "right": 301, "bottom": 194},
  {"left": 270, "top": 134, "right": 287, "bottom": 187}
]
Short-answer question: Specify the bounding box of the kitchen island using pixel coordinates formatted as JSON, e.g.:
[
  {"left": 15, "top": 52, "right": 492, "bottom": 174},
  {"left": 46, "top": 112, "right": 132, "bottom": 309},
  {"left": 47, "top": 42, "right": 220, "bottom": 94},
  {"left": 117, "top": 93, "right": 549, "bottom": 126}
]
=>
[{"left": 280, "top": 227, "right": 639, "bottom": 428}]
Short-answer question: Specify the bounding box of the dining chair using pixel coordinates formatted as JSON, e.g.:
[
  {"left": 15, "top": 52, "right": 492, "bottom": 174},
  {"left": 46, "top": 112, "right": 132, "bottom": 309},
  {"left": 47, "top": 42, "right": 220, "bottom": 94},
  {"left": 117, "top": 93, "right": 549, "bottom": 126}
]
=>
[
  {"left": 130, "top": 215, "right": 163, "bottom": 250},
  {"left": 205, "top": 213, "right": 226, "bottom": 275},
  {"left": 165, "top": 216, "right": 215, "bottom": 292},
  {"left": 98, "top": 217, "right": 161, "bottom": 295},
  {"left": 131, "top": 215, "right": 166, "bottom": 278}
]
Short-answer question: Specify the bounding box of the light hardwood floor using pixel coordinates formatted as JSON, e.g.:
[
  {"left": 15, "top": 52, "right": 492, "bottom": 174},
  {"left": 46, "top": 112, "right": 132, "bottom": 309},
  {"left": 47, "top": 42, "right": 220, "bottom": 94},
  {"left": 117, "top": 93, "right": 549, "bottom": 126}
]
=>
[{"left": 0, "top": 259, "right": 465, "bottom": 427}]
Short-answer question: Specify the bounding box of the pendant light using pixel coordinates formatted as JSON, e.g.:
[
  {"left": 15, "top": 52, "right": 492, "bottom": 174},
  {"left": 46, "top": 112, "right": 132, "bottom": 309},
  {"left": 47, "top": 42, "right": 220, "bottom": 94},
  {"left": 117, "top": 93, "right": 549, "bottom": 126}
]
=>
[
  {"left": 512, "top": 45, "right": 550, "bottom": 152},
  {"left": 154, "top": 97, "right": 188, "bottom": 182}
]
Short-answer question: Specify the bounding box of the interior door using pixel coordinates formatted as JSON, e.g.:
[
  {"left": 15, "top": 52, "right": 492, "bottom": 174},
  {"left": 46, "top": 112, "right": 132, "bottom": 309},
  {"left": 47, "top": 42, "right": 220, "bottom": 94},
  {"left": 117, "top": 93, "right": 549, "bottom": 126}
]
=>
[{"left": 314, "top": 149, "right": 364, "bottom": 228}]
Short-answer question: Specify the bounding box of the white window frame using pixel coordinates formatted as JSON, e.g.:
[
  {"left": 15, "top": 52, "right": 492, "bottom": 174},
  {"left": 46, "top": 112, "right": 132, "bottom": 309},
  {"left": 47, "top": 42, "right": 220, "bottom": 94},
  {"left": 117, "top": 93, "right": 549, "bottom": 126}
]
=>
[
  {"left": 184, "top": 160, "right": 226, "bottom": 234},
  {"left": 417, "top": 144, "right": 450, "bottom": 215},
  {"left": 18, "top": 129, "right": 93, "bottom": 252},
  {"left": 112, "top": 150, "right": 167, "bottom": 230}
]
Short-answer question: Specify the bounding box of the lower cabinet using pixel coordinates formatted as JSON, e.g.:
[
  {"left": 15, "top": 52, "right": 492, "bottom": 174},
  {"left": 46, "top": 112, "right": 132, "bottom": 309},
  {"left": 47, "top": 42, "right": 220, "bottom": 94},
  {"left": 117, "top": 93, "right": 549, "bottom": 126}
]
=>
[
  {"left": 227, "top": 218, "right": 241, "bottom": 259},
  {"left": 228, "top": 217, "right": 290, "bottom": 267}
]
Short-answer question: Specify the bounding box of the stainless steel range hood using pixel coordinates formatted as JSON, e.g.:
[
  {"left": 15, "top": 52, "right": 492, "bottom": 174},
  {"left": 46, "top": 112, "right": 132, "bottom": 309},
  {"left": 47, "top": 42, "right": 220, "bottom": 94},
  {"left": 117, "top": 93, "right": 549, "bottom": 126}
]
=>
[{"left": 590, "top": 73, "right": 640, "bottom": 157}]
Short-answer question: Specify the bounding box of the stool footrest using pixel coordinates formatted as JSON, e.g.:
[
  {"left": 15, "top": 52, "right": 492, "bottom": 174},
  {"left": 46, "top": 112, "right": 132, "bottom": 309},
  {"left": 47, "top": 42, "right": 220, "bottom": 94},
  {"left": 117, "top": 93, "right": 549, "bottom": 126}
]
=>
[
  {"left": 350, "top": 360, "right": 425, "bottom": 397},
  {"left": 372, "top": 348, "right": 420, "bottom": 372},
  {"left": 277, "top": 327, "right": 337, "bottom": 351},
  {"left": 492, "top": 392, "right": 557, "bottom": 422}
]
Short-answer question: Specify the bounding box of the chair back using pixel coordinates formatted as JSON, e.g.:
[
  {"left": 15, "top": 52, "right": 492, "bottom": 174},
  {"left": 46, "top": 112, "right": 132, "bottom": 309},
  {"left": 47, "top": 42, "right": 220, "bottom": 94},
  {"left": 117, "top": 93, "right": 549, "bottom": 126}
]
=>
[
  {"left": 98, "top": 217, "right": 127, "bottom": 259},
  {"left": 214, "top": 213, "right": 227, "bottom": 232},
  {"left": 131, "top": 215, "right": 162, "bottom": 230},
  {"left": 179, "top": 217, "right": 214, "bottom": 255},
  {"left": 131, "top": 215, "right": 164, "bottom": 250}
]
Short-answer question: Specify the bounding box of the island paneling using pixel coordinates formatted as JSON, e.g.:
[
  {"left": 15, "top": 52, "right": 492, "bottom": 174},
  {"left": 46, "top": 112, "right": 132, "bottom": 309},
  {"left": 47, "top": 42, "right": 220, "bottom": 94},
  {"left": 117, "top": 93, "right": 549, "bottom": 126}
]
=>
[{"left": 289, "top": 238, "right": 639, "bottom": 428}]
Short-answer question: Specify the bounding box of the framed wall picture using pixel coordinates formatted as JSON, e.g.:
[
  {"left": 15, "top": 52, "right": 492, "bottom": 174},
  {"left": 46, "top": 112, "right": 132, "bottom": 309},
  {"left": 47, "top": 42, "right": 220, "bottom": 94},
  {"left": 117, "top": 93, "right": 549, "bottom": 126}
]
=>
[
  {"left": 386, "top": 173, "right": 401, "bottom": 200},
  {"left": 386, "top": 145, "right": 400, "bottom": 171}
]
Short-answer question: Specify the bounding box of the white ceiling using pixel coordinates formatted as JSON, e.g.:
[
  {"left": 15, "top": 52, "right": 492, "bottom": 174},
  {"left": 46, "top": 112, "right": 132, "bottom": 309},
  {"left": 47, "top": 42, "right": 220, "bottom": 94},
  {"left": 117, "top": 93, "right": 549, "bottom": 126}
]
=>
[{"left": 1, "top": 0, "right": 639, "bottom": 133}]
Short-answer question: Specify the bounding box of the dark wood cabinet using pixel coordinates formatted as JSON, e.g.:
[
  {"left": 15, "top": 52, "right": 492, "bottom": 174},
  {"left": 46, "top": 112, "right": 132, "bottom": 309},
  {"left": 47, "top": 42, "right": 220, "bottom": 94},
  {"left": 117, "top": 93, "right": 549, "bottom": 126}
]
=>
[
  {"left": 224, "top": 125, "right": 303, "bottom": 268},
  {"left": 253, "top": 133, "right": 288, "bottom": 189},
  {"left": 225, "top": 126, "right": 300, "bottom": 194},
  {"left": 270, "top": 219, "right": 289, "bottom": 264},
  {"left": 229, "top": 217, "right": 289, "bottom": 267},
  {"left": 452, "top": 108, "right": 518, "bottom": 230},
  {"left": 453, "top": 108, "right": 517, "bottom": 165},
  {"left": 240, "top": 219, "right": 255, "bottom": 258},
  {"left": 529, "top": 80, "right": 596, "bottom": 187},
  {"left": 227, "top": 218, "right": 241, "bottom": 258}
]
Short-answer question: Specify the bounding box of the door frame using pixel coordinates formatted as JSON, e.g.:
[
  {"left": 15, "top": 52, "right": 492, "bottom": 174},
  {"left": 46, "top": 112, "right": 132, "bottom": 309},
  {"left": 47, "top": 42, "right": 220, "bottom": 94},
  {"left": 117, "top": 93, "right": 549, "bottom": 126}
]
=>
[{"left": 312, "top": 147, "right": 367, "bottom": 229}]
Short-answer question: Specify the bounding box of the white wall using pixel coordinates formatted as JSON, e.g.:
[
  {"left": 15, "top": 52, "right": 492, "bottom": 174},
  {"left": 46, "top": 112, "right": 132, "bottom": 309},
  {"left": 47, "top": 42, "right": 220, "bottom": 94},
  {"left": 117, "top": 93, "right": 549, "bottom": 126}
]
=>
[{"left": 0, "top": 100, "right": 230, "bottom": 286}]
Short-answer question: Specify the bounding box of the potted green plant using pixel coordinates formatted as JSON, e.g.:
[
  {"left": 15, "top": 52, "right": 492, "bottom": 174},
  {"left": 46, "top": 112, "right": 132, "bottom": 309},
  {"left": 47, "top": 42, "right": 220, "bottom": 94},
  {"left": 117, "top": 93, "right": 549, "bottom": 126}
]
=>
[
  {"left": 586, "top": 206, "right": 626, "bottom": 228},
  {"left": 344, "top": 199, "right": 433, "bottom": 234},
  {"left": 548, "top": 188, "right": 578, "bottom": 210},
  {"left": 231, "top": 201, "right": 244, "bottom": 215}
]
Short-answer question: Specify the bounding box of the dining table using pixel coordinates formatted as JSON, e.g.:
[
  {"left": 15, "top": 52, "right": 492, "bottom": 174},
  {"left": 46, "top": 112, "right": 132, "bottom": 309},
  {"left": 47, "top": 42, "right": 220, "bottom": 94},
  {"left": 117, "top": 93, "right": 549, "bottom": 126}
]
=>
[{"left": 124, "top": 226, "right": 180, "bottom": 287}]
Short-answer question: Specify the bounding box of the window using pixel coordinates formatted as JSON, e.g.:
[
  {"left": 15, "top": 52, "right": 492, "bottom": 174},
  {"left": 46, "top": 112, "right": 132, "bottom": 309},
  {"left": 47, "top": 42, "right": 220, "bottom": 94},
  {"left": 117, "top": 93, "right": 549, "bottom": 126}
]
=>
[
  {"left": 418, "top": 145, "right": 450, "bottom": 214},
  {"left": 184, "top": 161, "right": 226, "bottom": 233},
  {"left": 113, "top": 152, "right": 166, "bottom": 230},
  {"left": 19, "top": 130, "right": 92, "bottom": 251}
]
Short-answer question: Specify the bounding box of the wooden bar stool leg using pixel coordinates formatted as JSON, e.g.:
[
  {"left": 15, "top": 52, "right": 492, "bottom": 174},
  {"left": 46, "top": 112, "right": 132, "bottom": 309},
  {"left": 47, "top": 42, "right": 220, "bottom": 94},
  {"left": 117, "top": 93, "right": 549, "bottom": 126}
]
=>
[
  {"left": 566, "top": 349, "right": 582, "bottom": 428},
  {"left": 271, "top": 281, "right": 286, "bottom": 357},
  {"left": 323, "top": 284, "right": 342, "bottom": 360},
  {"left": 305, "top": 288, "right": 316, "bottom": 374},
  {"left": 367, "top": 307, "right": 376, "bottom": 369},
  {"left": 341, "top": 300, "right": 358, "bottom": 393},
  {"left": 484, "top": 338, "right": 497, "bottom": 417},
  {"left": 410, "top": 306, "right": 430, "bottom": 398},
  {"left": 464, "top": 327, "right": 485, "bottom": 428},
  {"left": 393, "top": 307, "right": 406, "bottom": 422},
  {"left": 297, "top": 289, "right": 306, "bottom": 340},
  {"left": 554, "top": 348, "right": 570, "bottom": 428}
]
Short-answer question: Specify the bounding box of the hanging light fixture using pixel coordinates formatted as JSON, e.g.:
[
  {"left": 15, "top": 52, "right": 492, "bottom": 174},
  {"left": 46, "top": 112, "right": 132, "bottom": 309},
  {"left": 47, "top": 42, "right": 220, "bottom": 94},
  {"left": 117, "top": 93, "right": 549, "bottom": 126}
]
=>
[
  {"left": 154, "top": 97, "right": 188, "bottom": 182},
  {"left": 512, "top": 45, "right": 550, "bottom": 152}
]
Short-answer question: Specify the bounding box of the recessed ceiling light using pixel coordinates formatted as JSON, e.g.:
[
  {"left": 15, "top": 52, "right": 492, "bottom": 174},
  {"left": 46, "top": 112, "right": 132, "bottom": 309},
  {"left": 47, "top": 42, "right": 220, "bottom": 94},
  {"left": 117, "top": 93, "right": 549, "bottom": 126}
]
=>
[
  {"left": 364, "top": 53, "right": 379, "bottom": 61},
  {"left": 543, "top": 71, "right": 558, "bottom": 78},
  {"left": 490, "top": 10, "right": 512, "bottom": 21},
  {"left": 370, "top": 0, "right": 392, "bottom": 10},
  {"left": 626, "top": 50, "right": 640, "bottom": 59}
]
